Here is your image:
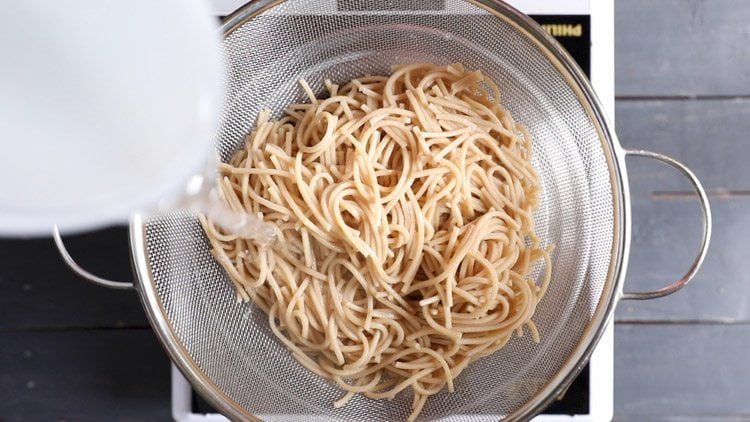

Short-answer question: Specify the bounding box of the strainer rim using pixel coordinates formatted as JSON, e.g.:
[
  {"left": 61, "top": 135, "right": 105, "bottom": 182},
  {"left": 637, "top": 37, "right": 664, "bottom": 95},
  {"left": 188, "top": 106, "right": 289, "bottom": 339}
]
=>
[{"left": 131, "top": 0, "right": 630, "bottom": 420}]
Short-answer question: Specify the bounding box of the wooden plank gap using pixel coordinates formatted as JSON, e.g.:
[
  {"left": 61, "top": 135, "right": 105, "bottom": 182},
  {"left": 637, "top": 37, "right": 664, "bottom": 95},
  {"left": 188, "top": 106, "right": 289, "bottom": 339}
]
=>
[
  {"left": 615, "top": 319, "right": 750, "bottom": 326},
  {"left": 617, "top": 94, "right": 750, "bottom": 101},
  {"left": 650, "top": 189, "right": 750, "bottom": 199}
]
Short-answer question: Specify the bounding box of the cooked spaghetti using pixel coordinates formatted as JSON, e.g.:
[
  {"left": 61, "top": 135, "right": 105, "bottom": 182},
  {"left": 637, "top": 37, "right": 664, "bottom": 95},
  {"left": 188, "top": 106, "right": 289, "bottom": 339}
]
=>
[{"left": 201, "top": 63, "right": 551, "bottom": 421}]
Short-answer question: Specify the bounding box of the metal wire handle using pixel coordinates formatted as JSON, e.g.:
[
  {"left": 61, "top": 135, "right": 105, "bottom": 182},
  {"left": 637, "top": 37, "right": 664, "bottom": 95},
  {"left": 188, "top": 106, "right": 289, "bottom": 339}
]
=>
[
  {"left": 52, "top": 225, "right": 135, "bottom": 290},
  {"left": 620, "top": 149, "right": 712, "bottom": 300}
]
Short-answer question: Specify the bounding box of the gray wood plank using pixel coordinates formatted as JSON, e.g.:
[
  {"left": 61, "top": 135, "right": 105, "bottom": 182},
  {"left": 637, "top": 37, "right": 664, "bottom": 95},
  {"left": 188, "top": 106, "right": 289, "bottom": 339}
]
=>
[
  {"left": 615, "top": 196, "right": 749, "bottom": 322},
  {"left": 615, "top": 98, "right": 750, "bottom": 192},
  {"left": 0, "top": 329, "right": 171, "bottom": 422},
  {"left": 615, "top": 0, "right": 750, "bottom": 97},
  {"left": 614, "top": 323, "right": 750, "bottom": 418},
  {"left": 615, "top": 417, "right": 750, "bottom": 422},
  {"left": 0, "top": 227, "right": 148, "bottom": 330}
]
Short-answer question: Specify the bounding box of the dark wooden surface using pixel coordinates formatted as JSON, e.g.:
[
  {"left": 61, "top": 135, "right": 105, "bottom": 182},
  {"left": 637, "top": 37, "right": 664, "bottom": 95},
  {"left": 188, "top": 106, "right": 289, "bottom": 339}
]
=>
[
  {"left": 0, "top": 227, "right": 146, "bottom": 330},
  {"left": 613, "top": 0, "right": 750, "bottom": 420},
  {"left": 0, "top": 227, "right": 161, "bottom": 422},
  {"left": 0, "top": 330, "right": 171, "bottom": 422},
  {"left": 614, "top": 324, "right": 750, "bottom": 420},
  {"left": 616, "top": 0, "right": 750, "bottom": 97},
  {"left": 2, "top": 1, "right": 749, "bottom": 421}
]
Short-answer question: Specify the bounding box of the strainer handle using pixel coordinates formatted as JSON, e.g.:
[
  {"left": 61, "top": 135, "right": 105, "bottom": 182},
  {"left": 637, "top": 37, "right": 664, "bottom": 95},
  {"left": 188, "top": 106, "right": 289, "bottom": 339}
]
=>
[
  {"left": 52, "top": 225, "right": 135, "bottom": 290},
  {"left": 621, "top": 149, "right": 712, "bottom": 300}
]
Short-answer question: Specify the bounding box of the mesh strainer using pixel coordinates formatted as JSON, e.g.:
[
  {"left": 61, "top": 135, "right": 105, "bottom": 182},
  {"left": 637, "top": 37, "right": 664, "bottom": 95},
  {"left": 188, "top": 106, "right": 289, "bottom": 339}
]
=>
[{"left": 55, "top": 0, "right": 712, "bottom": 420}]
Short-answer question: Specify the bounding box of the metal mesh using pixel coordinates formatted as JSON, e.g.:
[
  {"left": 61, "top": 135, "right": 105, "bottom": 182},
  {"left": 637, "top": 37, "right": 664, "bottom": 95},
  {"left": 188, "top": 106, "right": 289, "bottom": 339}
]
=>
[{"left": 140, "top": 0, "right": 616, "bottom": 420}]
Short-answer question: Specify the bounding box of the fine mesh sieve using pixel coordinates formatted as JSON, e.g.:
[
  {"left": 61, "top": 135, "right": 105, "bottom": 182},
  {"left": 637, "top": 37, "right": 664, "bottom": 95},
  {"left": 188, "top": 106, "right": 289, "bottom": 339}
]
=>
[
  {"left": 53, "top": 0, "right": 712, "bottom": 420},
  {"left": 140, "top": 1, "right": 618, "bottom": 419}
]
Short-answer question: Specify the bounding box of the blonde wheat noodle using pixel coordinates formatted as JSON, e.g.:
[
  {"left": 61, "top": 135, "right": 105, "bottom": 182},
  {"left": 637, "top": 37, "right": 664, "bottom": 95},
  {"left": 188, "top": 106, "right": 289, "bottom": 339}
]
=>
[{"left": 203, "top": 63, "right": 551, "bottom": 421}]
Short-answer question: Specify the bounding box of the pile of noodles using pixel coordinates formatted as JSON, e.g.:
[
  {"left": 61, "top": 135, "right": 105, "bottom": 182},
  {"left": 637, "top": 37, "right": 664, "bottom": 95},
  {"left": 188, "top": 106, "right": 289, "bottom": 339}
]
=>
[{"left": 202, "top": 63, "right": 551, "bottom": 421}]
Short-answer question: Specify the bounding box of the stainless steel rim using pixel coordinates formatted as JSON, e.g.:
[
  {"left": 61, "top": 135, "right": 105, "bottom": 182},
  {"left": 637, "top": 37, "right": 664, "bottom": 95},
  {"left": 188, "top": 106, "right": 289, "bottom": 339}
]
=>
[{"left": 131, "top": 1, "right": 629, "bottom": 420}]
